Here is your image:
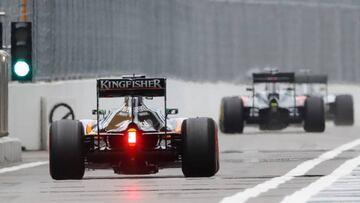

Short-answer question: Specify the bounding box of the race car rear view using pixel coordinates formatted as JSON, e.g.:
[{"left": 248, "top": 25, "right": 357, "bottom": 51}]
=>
[
  {"left": 49, "top": 75, "right": 219, "bottom": 180},
  {"left": 219, "top": 71, "right": 325, "bottom": 133},
  {"left": 295, "top": 73, "right": 354, "bottom": 125}
]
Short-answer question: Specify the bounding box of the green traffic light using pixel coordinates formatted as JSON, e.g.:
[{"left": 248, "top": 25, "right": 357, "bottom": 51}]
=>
[{"left": 14, "top": 61, "right": 30, "bottom": 77}]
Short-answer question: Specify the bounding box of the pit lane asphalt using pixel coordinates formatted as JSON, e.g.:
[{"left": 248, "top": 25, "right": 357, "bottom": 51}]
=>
[{"left": 1, "top": 125, "right": 360, "bottom": 203}]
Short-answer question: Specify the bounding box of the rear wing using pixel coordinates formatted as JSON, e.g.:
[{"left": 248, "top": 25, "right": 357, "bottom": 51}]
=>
[
  {"left": 253, "top": 72, "right": 295, "bottom": 83},
  {"left": 249, "top": 72, "right": 297, "bottom": 114},
  {"left": 97, "top": 78, "right": 166, "bottom": 97},
  {"left": 95, "top": 77, "right": 168, "bottom": 137},
  {"left": 295, "top": 74, "right": 327, "bottom": 84}
]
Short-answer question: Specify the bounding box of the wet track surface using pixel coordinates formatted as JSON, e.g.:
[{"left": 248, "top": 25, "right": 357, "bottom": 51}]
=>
[{"left": 1, "top": 125, "right": 360, "bottom": 203}]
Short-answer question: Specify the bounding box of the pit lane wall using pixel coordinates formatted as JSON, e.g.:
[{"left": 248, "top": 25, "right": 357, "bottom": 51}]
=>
[
  {"left": 8, "top": 79, "right": 360, "bottom": 150},
  {"left": 0, "top": 51, "right": 22, "bottom": 164}
]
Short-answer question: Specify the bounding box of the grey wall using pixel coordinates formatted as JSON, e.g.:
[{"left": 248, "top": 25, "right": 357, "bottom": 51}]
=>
[
  {"left": 8, "top": 79, "right": 360, "bottom": 150},
  {"left": 1, "top": 0, "right": 360, "bottom": 83}
]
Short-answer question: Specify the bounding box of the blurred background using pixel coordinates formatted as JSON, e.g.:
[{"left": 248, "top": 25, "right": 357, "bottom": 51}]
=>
[
  {"left": 1, "top": 0, "right": 360, "bottom": 83},
  {"left": 1, "top": 0, "right": 360, "bottom": 150},
  {"left": 1, "top": 2, "right": 360, "bottom": 202}
]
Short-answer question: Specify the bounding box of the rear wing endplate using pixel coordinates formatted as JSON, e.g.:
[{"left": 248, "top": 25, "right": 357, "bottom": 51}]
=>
[
  {"left": 97, "top": 78, "right": 166, "bottom": 97},
  {"left": 253, "top": 72, "right": 295, "bottom": 83}
]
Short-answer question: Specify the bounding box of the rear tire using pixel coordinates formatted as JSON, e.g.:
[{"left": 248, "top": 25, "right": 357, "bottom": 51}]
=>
[
  {"left": 219, "top": 97, "right": 244, "bottom": 134},
  {"left": 334, "top": 94, "right": 354, "bottom": 126},
  {"left": 304, "top": 97, "right": 325, "bottom": 132},
  {"left": 181, "top": 118, "right": 219, "bottom": 177},
  {"left": 50, "top": 120, "right": 85, "bottom": 180}
]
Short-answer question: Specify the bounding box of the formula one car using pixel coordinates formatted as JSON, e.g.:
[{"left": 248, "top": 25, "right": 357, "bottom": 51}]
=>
[
  {"left": 50, "top": 75, "right": 219, "bottom": 180},
  {"left": 295, "top": 73, "right": 354, "bottom": 125},
  {"left": 219, "top": 71, "right": 325, "bottom": 133}
]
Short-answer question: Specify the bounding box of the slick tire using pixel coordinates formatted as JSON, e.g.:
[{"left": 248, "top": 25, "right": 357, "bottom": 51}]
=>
[
  {"left": 304, "top": 97, "right": 325, "bottom": 132},
  {"left": 50, "top": 120, "right": 85, "bottom": 180},
  {"left": 181, "top": 118, "right": 219, "bottom": 177},
  {"left": 219, "top": 97, "right": 244, "bottom": 134},
  {"left": 334, "top": 94, "right": 354, "bottom": 126}
]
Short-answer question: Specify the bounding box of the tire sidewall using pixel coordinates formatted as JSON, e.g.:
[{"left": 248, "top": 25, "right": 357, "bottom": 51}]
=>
[
  {"left": 50, "top": 120, "right": 85, "bottom": 180},
  {"left": 220, "top": 97, "right": 244, "bottom": 133},
  {"left": 304, "top": 97, "right": 325, "bottom": 132},
  {"left": 182, "top": 118, "right": 219, "bottom": 177},
  {"left": 334, "top": 94, "right": 354, "bottom": 125}
]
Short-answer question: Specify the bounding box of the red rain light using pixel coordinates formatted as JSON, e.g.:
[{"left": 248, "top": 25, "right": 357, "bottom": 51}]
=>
[{"left": 127, "top": 128, "right": 137, "bottom": 147}]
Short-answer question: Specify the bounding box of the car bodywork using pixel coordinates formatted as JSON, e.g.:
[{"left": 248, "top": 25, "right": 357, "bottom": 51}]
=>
[
  {"left": 220, "top": 71, "right": 326, "bottom": 133},
  {"left": 241, "top": 72, "right": 304, "bottom": 130},
  {"left": 82, "top": 77, "right": 185, "bottom": 174}
]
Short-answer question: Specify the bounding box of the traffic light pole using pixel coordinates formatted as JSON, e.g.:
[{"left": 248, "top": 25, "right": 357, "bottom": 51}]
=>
[
  {"left": 20, "top": 0, "right": 28, "bottom": 22},
  {"left": 0, "top": 50, "right": 9, "bottom": 137},
  {"left": 9, "top": 0, "right": 32, "bottom": 82}
]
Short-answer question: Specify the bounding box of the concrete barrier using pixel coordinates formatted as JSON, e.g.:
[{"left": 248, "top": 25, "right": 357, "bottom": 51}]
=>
[
  {"left": 0, "top": 50, "right": 22, "bottom": 165},
  {"left": 0, "top": 137, "right": 22, "bottom": 163},
  {"left": 8, "top": 78, "right": 360, "bottom": 150}
]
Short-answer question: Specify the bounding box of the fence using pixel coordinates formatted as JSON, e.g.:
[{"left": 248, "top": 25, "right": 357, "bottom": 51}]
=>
[{"left": 1, "top": 0, "right": 360, "bottom": 83}]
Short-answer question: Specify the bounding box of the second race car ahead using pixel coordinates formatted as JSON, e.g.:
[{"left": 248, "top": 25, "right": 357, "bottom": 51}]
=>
[
  {"left": 49, "top": 75, "right": 219, "bottom": 180},
  {"left": 220, "top": 71, "right": 325, "bottom": 133},
  {"left": 295, "top": 73, "right": 354, "bottom": 126}
]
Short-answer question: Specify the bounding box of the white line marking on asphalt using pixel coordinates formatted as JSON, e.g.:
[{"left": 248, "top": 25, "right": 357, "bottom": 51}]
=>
[
  {"left": 220, "top": 138, "right": 360, "bottom": 203},
  {"left": 281, "top": 153, "right": 360, "bottom": 203},
  {"left": 0, "top": 161, "right": 48, "bottom": 174}
]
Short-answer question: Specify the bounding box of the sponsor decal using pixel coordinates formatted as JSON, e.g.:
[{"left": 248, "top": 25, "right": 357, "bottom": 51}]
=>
[
  {"left": 97, "top": 78, "right": 166, "bottom": 97},
  {"left": 253, "top": 73, "right": 294, "bottom": 83},
  {"left": 99, "top": 79, "right": 163, "bottom": 90}
]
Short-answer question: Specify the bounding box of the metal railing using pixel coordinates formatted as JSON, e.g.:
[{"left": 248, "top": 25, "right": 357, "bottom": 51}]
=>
[{"left": 0, "top": 50, "right": 8, "bottom": 137}]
